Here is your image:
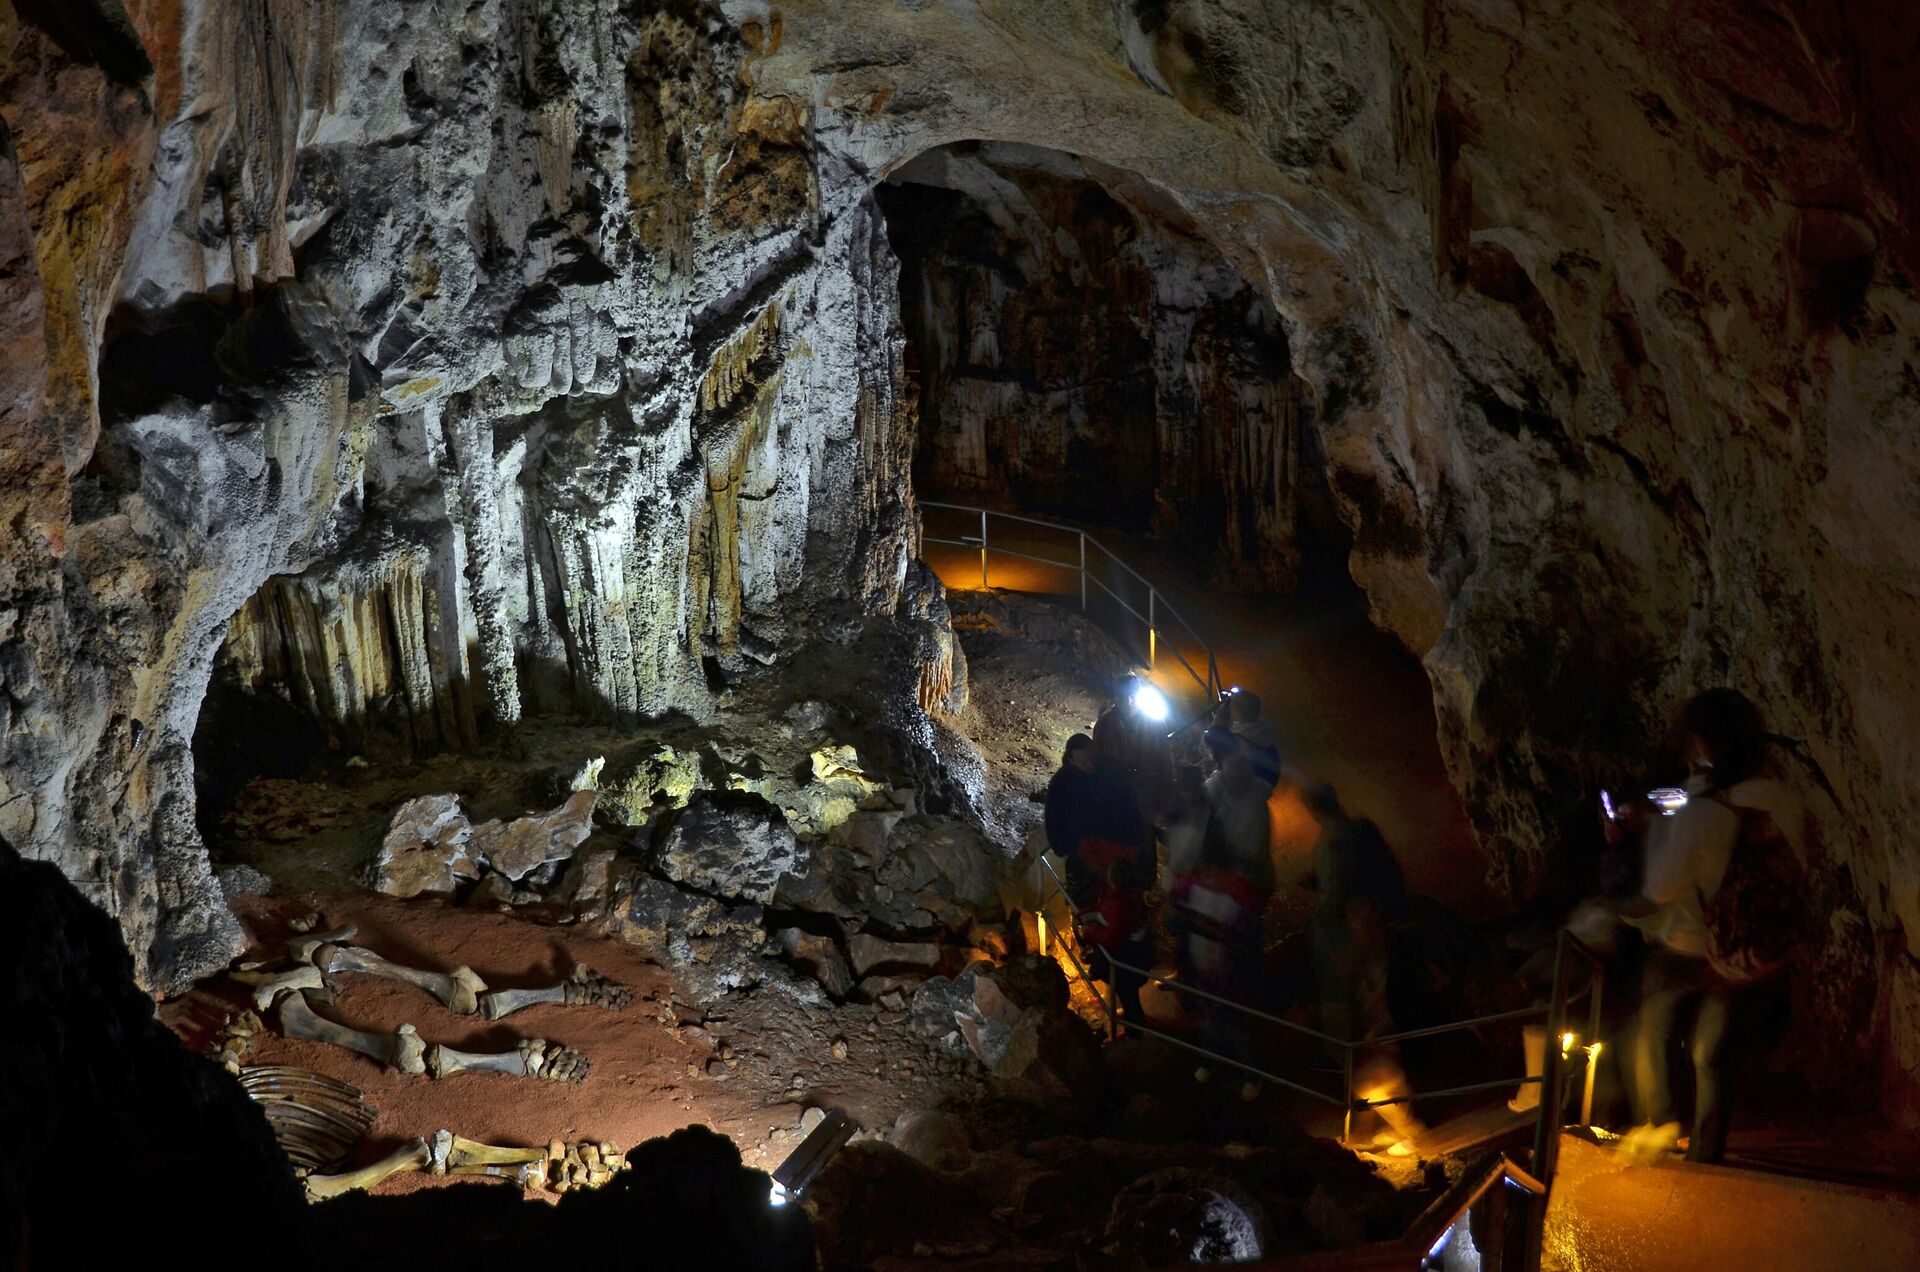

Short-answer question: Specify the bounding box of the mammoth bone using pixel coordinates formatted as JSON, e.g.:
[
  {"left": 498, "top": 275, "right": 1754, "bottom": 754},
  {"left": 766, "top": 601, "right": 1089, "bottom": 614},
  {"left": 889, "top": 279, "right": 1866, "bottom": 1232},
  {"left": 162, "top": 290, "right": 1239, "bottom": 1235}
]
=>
[
  {"left": 304, "top": 1137, "right": 431, "bottom": 1201},
  {"left": 278, "top": 991, "right": 427, "bottom": 1075},
  {"left": 316, "top": 945, "right": 488, "bottom": 1015},
  {"left": 429, "top": 1131, "right": 627, "bottom": 1193},
  {"left": 427, "top": 1037, "right": 589, "bottom": 1084},
  {"left": 231, "top": 964, "right": 326, "bottom": 1012},
  {"left": 478, "top": 965, "right": 631, "bottom": 1020}
]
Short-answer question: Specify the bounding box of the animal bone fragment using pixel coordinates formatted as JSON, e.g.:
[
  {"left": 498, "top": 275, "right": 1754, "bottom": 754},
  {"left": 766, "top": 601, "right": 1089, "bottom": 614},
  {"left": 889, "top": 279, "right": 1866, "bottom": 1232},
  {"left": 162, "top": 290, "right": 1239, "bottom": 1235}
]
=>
[
  {"left": 304, "top": 1137, "right": 431, "bottom": 1201},
  {"left": 426, "top": 1038, "right": 589, "bottom": 1084},
  {"left": 279, "top": 992, "right": 427, "bottom": 1074},
  {"left": 429, "top": 1129, "right": 547, "bottom": 1174},
  {"left": 237, "top": 964, "right": 326, "bottom": 1011},
  {"left": 290, "top": 923, "right": 359, "bottom": 965},
  {"left": 317, "top": 945, "right": 487, "bottom": 1014},
  {"left": 479, "top": 964, "right": 630, "bottom": 1020}
]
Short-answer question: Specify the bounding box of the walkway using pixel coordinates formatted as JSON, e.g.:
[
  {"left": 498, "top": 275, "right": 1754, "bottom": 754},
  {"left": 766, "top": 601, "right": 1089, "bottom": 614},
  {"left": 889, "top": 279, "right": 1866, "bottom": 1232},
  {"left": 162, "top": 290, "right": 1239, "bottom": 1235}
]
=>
[{"left": 920, "top": 510, "right": 1500, "bottom": 922}]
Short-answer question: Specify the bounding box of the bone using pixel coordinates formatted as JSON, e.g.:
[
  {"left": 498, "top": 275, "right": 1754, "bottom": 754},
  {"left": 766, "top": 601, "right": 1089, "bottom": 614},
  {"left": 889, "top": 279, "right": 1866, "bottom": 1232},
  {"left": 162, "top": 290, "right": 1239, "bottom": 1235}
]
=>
[
  {"left": 425, "top": 1038, "right": 589, "bottom": 1083},
  {"left": 278, "top": 992, "right": 423, "bottom": 1073},
  {"left": 289, "top": 924, "right": 359, "bottom": 965},
  {"left": 317, "top": 945, "right": 487, "bottom": 1014},
  {"left": 304, "top": 1137, "right": 430, "bottom": 1201},
  {"left": 237, "top": 964, "right": 326, "bottom": 1011},
  {"left": 430, "top": 1130, "right": 547, "bottom": 1172},
  {"left": 479, "top": 964, "right": 630, "bottom": 1020},
  {"left": 477, "top": 983, "right": 567, "bottom": 1020}
]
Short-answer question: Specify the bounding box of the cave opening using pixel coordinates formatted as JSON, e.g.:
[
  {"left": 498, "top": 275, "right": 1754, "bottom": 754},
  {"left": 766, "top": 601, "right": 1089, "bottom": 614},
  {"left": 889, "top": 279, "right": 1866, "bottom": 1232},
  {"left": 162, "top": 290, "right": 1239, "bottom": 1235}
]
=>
[{"left": 876, "top": 141, "right": 1488, "bottom": 912}]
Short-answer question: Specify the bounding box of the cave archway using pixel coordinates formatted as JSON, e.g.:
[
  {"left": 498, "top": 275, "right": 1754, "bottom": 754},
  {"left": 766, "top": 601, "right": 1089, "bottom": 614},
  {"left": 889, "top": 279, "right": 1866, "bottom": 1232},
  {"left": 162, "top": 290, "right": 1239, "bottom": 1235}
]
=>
[
  {"left": 872, "top": 139, "right": 1492, "bottom": 914},
  {"left": 877, "top": 139, "right": 1352, "bottom": 594}
]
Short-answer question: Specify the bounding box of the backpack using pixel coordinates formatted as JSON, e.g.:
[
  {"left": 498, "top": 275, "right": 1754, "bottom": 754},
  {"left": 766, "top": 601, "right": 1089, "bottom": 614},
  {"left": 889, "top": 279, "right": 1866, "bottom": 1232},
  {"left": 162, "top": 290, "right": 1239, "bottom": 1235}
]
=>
[{"left": 1698, "top": 795, "right": 1806, "bottom": 985}]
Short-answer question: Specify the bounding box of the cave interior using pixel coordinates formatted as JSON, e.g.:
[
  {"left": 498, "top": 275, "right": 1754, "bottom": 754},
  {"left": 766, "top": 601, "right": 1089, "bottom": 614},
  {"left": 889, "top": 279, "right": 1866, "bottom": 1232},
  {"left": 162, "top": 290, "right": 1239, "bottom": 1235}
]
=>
[{"left": 3, "top": 0, "right": 1920, "bottom": 1268}]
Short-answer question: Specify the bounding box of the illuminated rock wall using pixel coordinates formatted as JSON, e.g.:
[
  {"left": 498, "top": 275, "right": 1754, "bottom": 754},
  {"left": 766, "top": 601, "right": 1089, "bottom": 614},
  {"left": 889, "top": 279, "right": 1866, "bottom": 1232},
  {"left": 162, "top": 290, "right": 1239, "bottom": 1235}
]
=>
[{"left": 885, "top": 143, "right": 1310, "bottom": 590}]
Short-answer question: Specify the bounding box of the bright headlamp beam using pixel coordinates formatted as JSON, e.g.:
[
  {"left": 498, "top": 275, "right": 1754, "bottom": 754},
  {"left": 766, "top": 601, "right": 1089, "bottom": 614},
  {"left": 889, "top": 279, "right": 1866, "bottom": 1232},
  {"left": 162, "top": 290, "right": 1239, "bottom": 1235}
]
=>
[{"left": 1132, "top": 682, "right": 1169, "bottom": 723}]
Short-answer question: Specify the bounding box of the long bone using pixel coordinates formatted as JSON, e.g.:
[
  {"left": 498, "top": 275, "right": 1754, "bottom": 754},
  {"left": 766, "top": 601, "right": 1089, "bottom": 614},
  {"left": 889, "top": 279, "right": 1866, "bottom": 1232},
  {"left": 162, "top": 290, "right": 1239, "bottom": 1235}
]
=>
[
  {"left": 304, "top": 1137, "right": 431, "bottom": 1201},
  {"left": 279, "top": 992, "right": 427, "bottom": 1074},
  {"left": 289, "top": 923, "right": 358, "bottom": 965},
  {"left": 233, "top": 964, "right": 326, "bottom": 1011},
  {"left": 426, "top": 1038, "right": 589, "bottom": 1083},
  {"left": 478, "top": 965, "right": 630, "bottom": 1020},
  {"left": 316, "top": 945, "right": 487, "bottom": 1014},
  {"left": 429, "top": 1130, "right": 546, "bottom": 1173}
]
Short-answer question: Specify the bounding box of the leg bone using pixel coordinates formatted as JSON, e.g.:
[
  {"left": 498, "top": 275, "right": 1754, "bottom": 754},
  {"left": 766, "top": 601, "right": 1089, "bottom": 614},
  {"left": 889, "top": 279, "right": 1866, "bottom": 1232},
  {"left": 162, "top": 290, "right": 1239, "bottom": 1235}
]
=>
[
  {"left": 317, "top": 945, "right": 487, "bottom": 1014},
  {"left": 279, "top": 991, "right": 423, "bottom": 1073},
  {"left": 289, "top": 924, "right": 359, "bottom": 965},
  {"left": 304, "top": 1137, "right": 430, "bottom": 1201}
]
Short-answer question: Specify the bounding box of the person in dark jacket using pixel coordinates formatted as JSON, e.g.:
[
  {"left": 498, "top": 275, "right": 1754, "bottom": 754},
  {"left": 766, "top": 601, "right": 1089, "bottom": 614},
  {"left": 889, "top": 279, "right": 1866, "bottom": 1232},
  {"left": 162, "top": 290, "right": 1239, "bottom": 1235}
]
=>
[{"left": 1044, "top": 733, "right": 1153, "bottom": 1027}]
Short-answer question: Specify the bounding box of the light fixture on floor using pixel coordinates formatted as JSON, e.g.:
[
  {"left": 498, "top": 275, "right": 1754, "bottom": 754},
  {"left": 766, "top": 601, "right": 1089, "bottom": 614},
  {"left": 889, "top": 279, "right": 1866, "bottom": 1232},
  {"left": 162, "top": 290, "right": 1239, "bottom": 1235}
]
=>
[{"left": 769, "top": 1108, "right": 856, "bottom": 1207}]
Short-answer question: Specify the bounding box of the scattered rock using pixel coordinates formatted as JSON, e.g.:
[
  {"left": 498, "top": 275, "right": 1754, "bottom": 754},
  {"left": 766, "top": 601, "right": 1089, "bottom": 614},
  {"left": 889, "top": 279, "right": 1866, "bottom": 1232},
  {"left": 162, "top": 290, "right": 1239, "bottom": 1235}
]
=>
[
  {"left": 830, "top": 1037, "right": 849, "bottom": 1062},
  {"left": 993, "top": 1004, "right": 1103, "bottom": 1113},
  {"left": 798, "top": 1106, "right": 827, "bottom": 1136},
  {"left": 656, "top": 792, "right": 802, "bottom": 904},
  {"left": 596, "top": 744, "right": 704, "bottom": 828},
  {"left": 370, "top": 794, "right": 479, "bottom": 898}
]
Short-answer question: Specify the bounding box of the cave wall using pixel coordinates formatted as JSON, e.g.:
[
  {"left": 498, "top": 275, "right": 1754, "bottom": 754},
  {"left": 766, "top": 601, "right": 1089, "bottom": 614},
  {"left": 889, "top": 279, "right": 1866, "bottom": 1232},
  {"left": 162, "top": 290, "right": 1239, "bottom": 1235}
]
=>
[
  {"left": 0, "top": 0, "right": 924, "bottom": 994},
  {"left": 4, "top": 0, "right": 1920, "bottom": 1110},
  {"left": 885, "top": 142, "right": 1310, "bottom": 590}
]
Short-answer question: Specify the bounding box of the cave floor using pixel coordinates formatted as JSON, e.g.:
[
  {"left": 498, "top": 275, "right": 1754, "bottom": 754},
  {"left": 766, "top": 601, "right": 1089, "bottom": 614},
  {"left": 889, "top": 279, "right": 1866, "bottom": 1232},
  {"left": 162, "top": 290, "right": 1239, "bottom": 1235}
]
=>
[{"left": 160, "top": 891, "right": 974, "bottom": 1193}]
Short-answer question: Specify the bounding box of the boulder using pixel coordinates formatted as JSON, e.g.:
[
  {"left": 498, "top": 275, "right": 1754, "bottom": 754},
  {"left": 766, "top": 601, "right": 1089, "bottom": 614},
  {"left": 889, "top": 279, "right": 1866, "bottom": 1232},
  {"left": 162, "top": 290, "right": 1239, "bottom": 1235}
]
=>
[
  {"left": 468, "top": 789, "right": 597, "bottom": 882},
  {"left": 846, "top": 932, "right": 941, "bottom": 977},
  {"left": 1104, "top": 1168, "right": 1270, "bottom": 1266},
  {"left": 464, "top": 872, "right": 515, "bottom": 908},
  {"left": 890, "top": 1109, "right": 971, "bottom": 1173},
  {"left": 775, "top": 927, "right": 854, "bottom": 999},
  {"left": 657, "top": 792, "right": 802, "bottom": 904},
  {"left": 606, "top": 874, "right": 769, "bottom": 995},
  {"left": 370, "top": 794, "right": 479, "bottom": 898},
  {"left": 993, "top": 1005, "right": 1103, "bottom": 1113},
  {"left": 597, "top": 744, "right": 704, "bottom": 828},
  {"left": 214, "top": 863, "right": 273, "bottom": 901},
  {"left": 554, "top": 845, "right": 621, "bottom": 912}
]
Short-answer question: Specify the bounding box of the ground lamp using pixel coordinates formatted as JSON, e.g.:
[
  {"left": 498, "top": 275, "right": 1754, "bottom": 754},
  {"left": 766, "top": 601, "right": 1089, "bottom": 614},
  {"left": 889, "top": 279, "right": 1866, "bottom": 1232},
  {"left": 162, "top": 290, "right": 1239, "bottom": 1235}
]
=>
[{"left": 768, "top": 1108, "right": 855, "bottom": 1207}]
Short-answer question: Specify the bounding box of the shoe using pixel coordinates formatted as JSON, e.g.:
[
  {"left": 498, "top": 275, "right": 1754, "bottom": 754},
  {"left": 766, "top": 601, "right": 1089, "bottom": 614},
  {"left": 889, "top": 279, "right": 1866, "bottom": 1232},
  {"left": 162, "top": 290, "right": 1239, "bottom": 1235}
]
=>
[
  {"left": 1194, "top": 1066, "right": 1213, "bottom": 1085},
  {"left": 1507, "top": 1091, "right": 1540, "bottom": 1114}
]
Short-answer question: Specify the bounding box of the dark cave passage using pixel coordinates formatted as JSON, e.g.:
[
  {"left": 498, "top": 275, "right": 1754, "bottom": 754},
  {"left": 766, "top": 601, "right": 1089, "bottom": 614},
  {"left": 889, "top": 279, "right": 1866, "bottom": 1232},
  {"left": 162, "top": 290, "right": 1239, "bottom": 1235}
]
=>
[{"left": 877, "top": 140, "right": 1490, "bottom": 916}]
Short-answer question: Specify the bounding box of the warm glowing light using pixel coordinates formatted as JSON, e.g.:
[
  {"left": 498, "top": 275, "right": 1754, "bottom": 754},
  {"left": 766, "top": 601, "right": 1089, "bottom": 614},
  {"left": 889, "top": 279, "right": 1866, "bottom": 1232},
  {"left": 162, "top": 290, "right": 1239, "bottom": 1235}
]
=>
[
  {"left": 1586, "top": 1041, "right": 1603, "bottom": 1059},
  {"left": 1132, "top": 682, "right": 1170, "bottom": 722},
  {"left": 1036, "top": 910, "right": 1049, "bottom": 954},
  {"left": 1561, "top": 1031, "right": 1578, "bottom": 1055}
]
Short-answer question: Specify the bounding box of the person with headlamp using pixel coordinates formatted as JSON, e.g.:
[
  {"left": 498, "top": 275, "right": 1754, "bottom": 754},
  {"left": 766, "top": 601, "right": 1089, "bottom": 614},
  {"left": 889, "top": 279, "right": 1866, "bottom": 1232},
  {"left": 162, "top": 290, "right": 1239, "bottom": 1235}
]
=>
[{"left": 1094, "top": 674, "right": 1175, "bottom": 823}]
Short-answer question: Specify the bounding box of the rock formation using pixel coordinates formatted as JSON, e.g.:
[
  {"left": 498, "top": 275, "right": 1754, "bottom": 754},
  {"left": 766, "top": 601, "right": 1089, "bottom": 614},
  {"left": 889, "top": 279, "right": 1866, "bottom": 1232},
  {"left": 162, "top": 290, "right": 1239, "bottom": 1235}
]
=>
[{"left": 3, "top": 0, "right": 1919, "bottom": 1113}]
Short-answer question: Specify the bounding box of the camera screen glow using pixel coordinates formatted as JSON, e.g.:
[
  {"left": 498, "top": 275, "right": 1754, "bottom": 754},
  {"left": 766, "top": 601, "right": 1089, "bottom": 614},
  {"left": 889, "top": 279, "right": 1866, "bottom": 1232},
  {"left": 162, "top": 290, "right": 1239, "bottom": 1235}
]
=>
[{"left": 1132, "top": 683, "right": 1170, "bottom": 722}]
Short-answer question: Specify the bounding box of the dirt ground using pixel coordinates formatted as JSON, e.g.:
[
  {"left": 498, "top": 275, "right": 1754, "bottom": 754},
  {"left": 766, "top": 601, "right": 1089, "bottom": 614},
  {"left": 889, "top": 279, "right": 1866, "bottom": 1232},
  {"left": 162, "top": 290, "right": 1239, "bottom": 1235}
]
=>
[{"left": 161, "top": 890, "right": 974, "bottom": 1195}]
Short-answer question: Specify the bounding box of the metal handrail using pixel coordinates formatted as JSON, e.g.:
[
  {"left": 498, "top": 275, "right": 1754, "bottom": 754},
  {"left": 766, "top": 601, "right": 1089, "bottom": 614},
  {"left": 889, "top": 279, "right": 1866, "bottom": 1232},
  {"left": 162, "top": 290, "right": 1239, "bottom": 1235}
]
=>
[
  {"left": 1031, "top": 854, "right": 1603, "bottom": 1175},
  {"left": 918, "top": 499, "right": 1222, "bottom": 705}
]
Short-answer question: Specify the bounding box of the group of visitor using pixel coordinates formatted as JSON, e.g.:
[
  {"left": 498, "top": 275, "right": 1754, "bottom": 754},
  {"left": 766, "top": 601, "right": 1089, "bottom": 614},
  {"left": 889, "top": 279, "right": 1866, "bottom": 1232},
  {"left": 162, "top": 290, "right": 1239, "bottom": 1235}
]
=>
[
  {"left": 1044, "top": 677, "right": 1415, "bottom": 1125},
  {"left": 1045, "top": 669, "right": 1808, "bottom": 1166}
]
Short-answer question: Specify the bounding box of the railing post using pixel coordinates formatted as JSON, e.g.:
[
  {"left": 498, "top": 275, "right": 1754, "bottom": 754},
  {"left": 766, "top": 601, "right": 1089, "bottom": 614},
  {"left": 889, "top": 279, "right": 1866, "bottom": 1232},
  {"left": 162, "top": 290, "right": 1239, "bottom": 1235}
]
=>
[
  {"left": 1078, "top": 533, "right": 1087, "bottom": 611},
  {"left": 1530, "top": 937, "right": 1570, "bottom": 1188},
  {"left": 1148, "top": 589, "right": 1157, "bottom": 670},
  {"left": 1342, "top": 1045, "right": 1356, "bottom": 1146},
  {"left": 979, "top": 509, "right": 989, "bottom": 589}
]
